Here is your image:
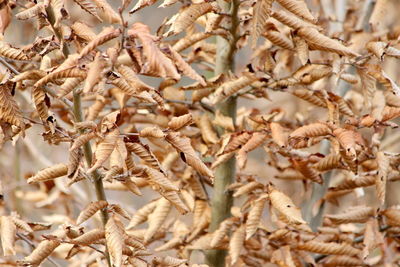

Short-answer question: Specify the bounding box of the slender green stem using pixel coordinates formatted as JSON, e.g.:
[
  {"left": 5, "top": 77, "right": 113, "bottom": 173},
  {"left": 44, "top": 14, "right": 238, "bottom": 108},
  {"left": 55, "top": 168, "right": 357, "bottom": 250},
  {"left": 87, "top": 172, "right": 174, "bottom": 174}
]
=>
[
  {"left": 206, "top": 0, "right": 239, "bottom": 266},
  {"left": 72, "top": 92, "right": 109, "bottom": 225},
  {"left": 45, "top": 4, "right": 110, "bottom": 265},
  {"left": 45, "top": 0, "right": 109, "bottom": 225}
]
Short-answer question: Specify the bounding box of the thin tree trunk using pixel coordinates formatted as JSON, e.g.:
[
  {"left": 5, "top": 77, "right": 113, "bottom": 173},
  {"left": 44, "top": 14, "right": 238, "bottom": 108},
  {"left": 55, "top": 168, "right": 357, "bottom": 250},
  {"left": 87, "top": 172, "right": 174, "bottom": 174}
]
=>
[
  {"left": 303, "top": 0, "right": 375, "bottom": 230},
  {"left": 206, "top": 0, "right": 239, "bottom": 266},
  {"left": 45, "top": 4, "right": 111, "bottom": 266}
]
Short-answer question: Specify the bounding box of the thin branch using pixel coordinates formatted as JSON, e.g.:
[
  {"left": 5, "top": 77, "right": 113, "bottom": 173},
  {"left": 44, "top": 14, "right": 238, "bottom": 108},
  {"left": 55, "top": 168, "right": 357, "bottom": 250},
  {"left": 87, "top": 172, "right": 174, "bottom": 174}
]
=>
[
  {"left": 355, "top": 0, "right": 375, "bottom": 31},
  {"left": 45, "top": 3, "right": 111, "bottom": 266}
]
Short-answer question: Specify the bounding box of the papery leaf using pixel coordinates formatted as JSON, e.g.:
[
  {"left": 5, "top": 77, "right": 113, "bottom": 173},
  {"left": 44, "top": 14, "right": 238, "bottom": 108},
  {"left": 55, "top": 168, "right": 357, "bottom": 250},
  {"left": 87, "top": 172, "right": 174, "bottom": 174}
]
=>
[
  {"left": 268, "top": 184, "right": 306, "bottom": 225},
  {"left": 276, "top": 0, "right": 317, "bottom": 23},
  {"left": 76, "top": 200, "right": 108, "bottom": 225},
  {"left": 166, "top": 131, "right": 214, "bottom": 179},
  {"left": 88, "top": 127, "right": 120, "bottom": 173}
]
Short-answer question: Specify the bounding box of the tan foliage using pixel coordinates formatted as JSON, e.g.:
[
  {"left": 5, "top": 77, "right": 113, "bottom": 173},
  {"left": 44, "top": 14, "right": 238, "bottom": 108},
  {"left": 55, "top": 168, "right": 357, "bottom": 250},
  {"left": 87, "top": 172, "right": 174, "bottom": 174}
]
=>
[
  {"left": 166, "top": 3, "right": 217, "bottom": 36},
  {"left": 92, "top": 0, "right": 122, "bottom": 24},
  {"left": 251, "top": 0, "right": 273, "bottom": 48},
  {"left": 298, "top": 240, "right": 361, "bottom": 256},
  {"left": 88, "top": 127, "right": 120, "bottom": 173},
  {"left": 1, "top": 216, "right": 16, "bottom": 256},
  {"left": 325, "top": 206, "right": 375, "bottom": 224},
  {"left": 211, "top": 74, "right": 258, "bottom": 104},
  {"left": 21, "top": 239, "right": 61, "bottom": 266},
  {"left": 0, "top": 82, "right": 24, "bottom": 131},
  {"left": 76, "top": 200, "right": 108, "bottom": 225},
  {"left": 145, "top": 197, "right": 171, "bottom": 243},
  {"left": 3, "top": 1, "right": 400, "bottom": 266},
  {"left": 166, "top": 131, "right": 214, "bottom": 179},
  {"left": 268, "top": 185, "right": 306, "bottom": 225},
  {"left": 16, "top": 3, "right": 45, "bottom": 20},
  {"left": 197, "top": 114, "right": 219, "bottom": 144},
  {"left": 376, "top": 151, "right": 389, "bottom": 205},
  {"left": 127, "top": 200, "right": 158, "bottom": 229},
  {"left": 126, "top": 142, "right": 162, "bottom": 170},
  {"left": 229, "top": 225, "right": 246, "bottom": 265},
  {"left": 168, "top": 113, "right": 194, "bottom": 131},
  {"left": 210, "top": 217, "right": 237, "bottom": 248},
  {"left": 27, "top": 163, "right": 68, "bottom": 184},
  {"left": 297, "top": 27, "right": 359, "bottom": 57},
  {"left": 105, "top": 215, "right": 124, "bottom": 267},
  {"left": 70, "top": 228, "right": 105, "bottom": 245},
  {"left": 0, "top": 42, "right": 28, "bottom": 60},
  {"left": 128, "top": 23, "right": 180, "bottom": 80},
  {"left": 276, "top": 0, "right": 317, "bottom": 23},
  {"left": 246, "top": 197, "right": 266, "bottom": 239}
]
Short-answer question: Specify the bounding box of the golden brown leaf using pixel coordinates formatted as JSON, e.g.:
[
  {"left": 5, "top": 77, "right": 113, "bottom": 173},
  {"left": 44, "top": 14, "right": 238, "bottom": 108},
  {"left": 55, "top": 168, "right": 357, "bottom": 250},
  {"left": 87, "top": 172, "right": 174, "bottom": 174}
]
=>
[
  {"left": 105, "top": 215, "right": 124, "bottom": 267},
  {"left": 73, "top": 0, "right": 102, "bottom": 21},
  {"left": 297, "top": 27, "right": 359, "bottom": 57},
  {"left": 251, "top": 0, "right": 273, "bottom": 48},
  {"left": 166, "top": 3, "right": 217, "bottom": 36},
  {"left": 92, "top": 0, "right": 122, "bottom": 24},
  {"left": 165, "top": 131, "right": 214, "bottom": 179},
  {"left": 79, "top": 27, "right": 121, "bottom": 58},
  {"left": 128, "top": 23, "right": 180, "bottom": 80},
  {"left": 70, "top": 229, "right": 105, "bottom": 245},
  {"left": 0, "top": 41, "right": 28, "bottom": 60},
  {"left": 1, "top": 216, "right": 16, "bottom": 256},
  {"left": 229, "top": 225, "right": 246, "bottom": 265},
  {"left": 144, "top": 167, "right": 179, "bottom": 192},
  {"left": 268, "top": 184, "right": 306, "bottom": 224},
  {"left": 237, "top": 132, "right": 268, "bottom": 169},
  {"left": 76, "top": 200, "right": 108, "bottom": 225},
  {"left": 0, "top": 82, "right": 24, "bottom": 131},
  {"left": 144, "top": 197, "right": 171, "bottom": 243},
  {"left": 166, "top": 46, "right": 206, "bottom": 85},
  {"left": 211, "top": 74, "right": 258, "bottom": 104},
  {"left": 168, "top": 113, "right": 194, "bottom": 131},
  {"left": 298, "top": 240, "right": 361, "bottom": 256},
  {"left": 276, "top": 0, "right": 316, "bottom": 23},
  {"left": 325, "top": 206, "right": 375, "bottom": 224},
  {"left": 246, "top": 197, "right": 266, "bottom": 239},
  {"left": 16, "top": 3, "right": 44, "bottom": 20},
  {"left": 88, "top": 127, "right": 120, "bottom": 173},
  {"left": 129, "top": 0, "right": 157, "bottom": 13},
  {"left": 83, "top": 52, "right": 106, "bottom": 93},
  {"left": 197, "top": 114, "right": 219, "bottom": 144},
  {"left": 376, "top": 151, "right": 389, "bottom": 205},
  {"left": 21, "top": 239, "right": 60, "bottom": 266},
  {"left": 27, "top": 163, "right": 68, "bottom": 184},
  {"left": 127, "top": 200, "right": 158, "bottom": 229},
  {"left": 126, "top": 142, "right": 162, "bottom": 170}
]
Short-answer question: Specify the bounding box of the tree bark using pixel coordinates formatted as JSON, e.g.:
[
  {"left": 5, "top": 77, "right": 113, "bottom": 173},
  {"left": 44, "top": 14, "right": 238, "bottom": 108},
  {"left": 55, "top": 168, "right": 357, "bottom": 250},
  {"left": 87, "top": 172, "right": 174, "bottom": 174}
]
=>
[{"left": 206, "top": 0, "right": 239, "bottom": 266}]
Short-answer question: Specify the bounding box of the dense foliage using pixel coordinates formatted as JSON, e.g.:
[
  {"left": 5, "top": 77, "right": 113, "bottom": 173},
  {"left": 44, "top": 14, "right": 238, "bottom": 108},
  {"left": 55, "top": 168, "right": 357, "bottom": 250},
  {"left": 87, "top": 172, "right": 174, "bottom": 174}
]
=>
[{"left": 1, "top": 0, "right": 400, "bottom": 266}]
